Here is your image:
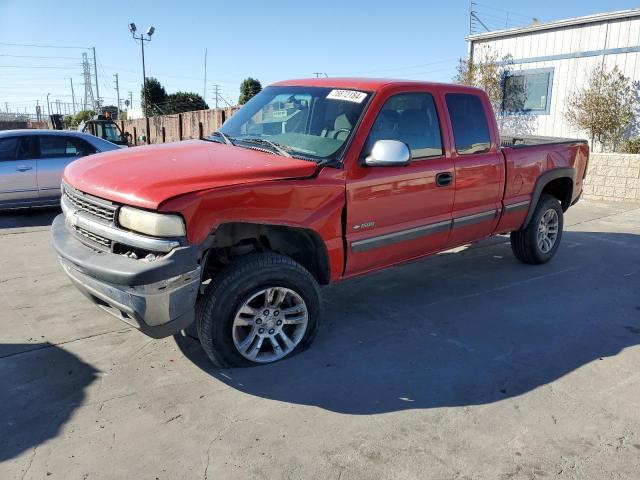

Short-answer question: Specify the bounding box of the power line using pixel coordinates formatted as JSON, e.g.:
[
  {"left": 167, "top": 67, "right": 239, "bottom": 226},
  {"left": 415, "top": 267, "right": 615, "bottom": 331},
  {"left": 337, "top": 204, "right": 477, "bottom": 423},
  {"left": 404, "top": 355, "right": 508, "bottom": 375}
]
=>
[
  {"left": 473, "top": 2, "right": 541, "bottom": 21},
  {"left": 0, "top": 64, "right": 80, "bottom": 69},
  {"left": 0, "top": 41, "right": 90, "bottom": 49},
  {"left": 0, "top": 53, "right": 79, "bottom": 60}
]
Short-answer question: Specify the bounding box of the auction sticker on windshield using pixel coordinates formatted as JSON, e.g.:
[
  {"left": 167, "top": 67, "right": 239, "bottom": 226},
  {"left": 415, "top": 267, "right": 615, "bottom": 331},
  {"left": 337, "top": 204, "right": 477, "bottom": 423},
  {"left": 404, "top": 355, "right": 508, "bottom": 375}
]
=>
[{"left": 326, "top": 89, "right": 367, "bottom": 103}]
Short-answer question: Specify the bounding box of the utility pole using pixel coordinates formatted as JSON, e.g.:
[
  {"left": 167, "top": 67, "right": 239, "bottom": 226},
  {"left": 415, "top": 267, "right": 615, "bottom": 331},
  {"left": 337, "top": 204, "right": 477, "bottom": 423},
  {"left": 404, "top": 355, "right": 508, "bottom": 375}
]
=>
[
  {"left": 114, "top": 73, "right": 121, "bottom": 117},
  {"left": 70, "top": 78, "right": 77, "bottom": 114},
  {"left": 128, "top": 91, "right": 133, "bottom": 109},
  {"left": 46, "top": 93, "right": 51, "bottom": 116},
  {"left": 203, "top": 48, "right": 207, "bottom": 101},
  {"left": 92, "top": 47, "right": 100, "bottom": 111},
  {"left": 213, "top": 84, "right": 220, "bottom": 110},
  {"left": 128, "top": 23, "right": 155, "bottom": 118}
]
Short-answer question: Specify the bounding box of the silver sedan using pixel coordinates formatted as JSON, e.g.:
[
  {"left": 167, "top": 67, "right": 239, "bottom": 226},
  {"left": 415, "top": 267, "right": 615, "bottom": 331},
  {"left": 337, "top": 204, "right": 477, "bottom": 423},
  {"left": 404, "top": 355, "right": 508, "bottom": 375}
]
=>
[{"left": 0, "top": 129, "right": 120, "bottom": 209}]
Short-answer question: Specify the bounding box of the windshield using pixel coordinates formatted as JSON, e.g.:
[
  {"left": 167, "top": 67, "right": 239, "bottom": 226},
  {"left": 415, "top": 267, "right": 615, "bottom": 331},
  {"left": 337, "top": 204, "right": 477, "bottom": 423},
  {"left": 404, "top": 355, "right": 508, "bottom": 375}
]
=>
[
  {"left": 217, "top": 86, "right": 370, "bottom": 162},
  {"left": 91, "top": 122, "right": 123, "bottom": 143},
  {"left": 102, "top": 123, "right": 123, "bottom": 143}
]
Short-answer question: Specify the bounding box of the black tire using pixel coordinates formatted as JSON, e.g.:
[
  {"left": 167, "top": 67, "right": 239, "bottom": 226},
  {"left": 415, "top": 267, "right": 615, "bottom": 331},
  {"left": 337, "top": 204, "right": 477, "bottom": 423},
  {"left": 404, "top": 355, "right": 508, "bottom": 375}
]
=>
[
  {"left": 196, "top": 253, "right": 321, "bottom": 368},
  {"left": 510, "top": 194, "right": 564, "bottom": 265}
]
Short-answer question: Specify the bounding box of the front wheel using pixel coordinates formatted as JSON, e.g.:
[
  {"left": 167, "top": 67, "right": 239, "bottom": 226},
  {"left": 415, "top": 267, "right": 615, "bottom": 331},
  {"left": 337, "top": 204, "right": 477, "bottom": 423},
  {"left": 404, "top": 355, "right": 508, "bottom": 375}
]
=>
[
  {"left": 196, "top": 253, "right": 321, "bottom": 367},
  {"left": 510, "top": 194, "right": 563, "bottom": 264}
]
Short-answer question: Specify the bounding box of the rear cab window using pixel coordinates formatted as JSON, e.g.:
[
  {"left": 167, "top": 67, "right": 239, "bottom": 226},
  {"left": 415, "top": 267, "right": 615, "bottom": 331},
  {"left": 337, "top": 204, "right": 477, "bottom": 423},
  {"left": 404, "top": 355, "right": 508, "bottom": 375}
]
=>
[{"left": 445, "top": 93, "right": 491, "bottom": 154}]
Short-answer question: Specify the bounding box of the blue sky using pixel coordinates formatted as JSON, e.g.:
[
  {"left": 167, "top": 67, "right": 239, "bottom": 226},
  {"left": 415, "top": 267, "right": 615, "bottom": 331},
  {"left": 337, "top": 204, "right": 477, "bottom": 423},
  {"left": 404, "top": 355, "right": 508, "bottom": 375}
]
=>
[{"left": 1, "top": 0, "right": 638, "bottom": 114}]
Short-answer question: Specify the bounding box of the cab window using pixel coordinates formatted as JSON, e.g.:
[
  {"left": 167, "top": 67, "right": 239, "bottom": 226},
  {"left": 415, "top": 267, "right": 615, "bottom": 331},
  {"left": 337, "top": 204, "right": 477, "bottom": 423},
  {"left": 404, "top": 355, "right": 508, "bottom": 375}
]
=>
[
  {"left": 39, "top": 136, "right": 95, "bottom": 158},
  {"left": 0, "top": 137, "right": 18, "bottom": 161},
  {"left": 445, "top": 93, "right": 491, "bottom": 154},
  {"left": 366, "top": 92, "right": 443, "bottom": 159}
]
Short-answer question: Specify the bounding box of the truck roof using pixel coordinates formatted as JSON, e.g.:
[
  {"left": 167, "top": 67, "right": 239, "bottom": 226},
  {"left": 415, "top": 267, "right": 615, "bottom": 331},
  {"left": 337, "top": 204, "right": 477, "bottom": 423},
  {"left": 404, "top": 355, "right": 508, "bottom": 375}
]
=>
[{"left": 272, "top": 77, "right": 482, "bottom": 93}]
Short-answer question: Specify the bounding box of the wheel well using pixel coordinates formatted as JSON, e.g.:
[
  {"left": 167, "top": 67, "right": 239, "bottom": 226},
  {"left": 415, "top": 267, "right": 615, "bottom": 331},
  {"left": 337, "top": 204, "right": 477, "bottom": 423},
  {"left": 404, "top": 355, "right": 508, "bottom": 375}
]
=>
[
  {"left": 541, "top": 177, "right": 573, "bottom": 211},
  {"left": 202, "top": 223, "right": 331, "bottom": 285}
]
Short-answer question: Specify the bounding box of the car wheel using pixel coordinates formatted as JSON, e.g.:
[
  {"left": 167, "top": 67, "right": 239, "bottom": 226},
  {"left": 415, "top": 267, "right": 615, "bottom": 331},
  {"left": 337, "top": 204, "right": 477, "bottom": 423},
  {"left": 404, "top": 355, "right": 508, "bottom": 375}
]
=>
[
  {"left": 196, "top": 253, "right": 321, "bottom": 367},
  {"left": 510, "top": 194, "right": 563, "bottom": 265}
]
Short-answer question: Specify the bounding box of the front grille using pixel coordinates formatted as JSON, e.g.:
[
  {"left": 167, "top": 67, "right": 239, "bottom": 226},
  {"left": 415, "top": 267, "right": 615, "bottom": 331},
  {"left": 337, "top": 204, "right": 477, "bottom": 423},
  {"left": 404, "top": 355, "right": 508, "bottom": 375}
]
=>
[
  {"left": 63, "top": 184, "right": 117, "bottom": 223},
  {"left": 72, "top": 225, "right": 112, "bottom": 251}
]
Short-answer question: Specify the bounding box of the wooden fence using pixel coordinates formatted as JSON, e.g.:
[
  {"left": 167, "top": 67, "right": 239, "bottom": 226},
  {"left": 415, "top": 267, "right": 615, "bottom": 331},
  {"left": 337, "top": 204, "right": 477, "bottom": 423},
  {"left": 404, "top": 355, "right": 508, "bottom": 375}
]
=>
[{"left": 120, "top": 107, "right": 239, "bottom": 146}]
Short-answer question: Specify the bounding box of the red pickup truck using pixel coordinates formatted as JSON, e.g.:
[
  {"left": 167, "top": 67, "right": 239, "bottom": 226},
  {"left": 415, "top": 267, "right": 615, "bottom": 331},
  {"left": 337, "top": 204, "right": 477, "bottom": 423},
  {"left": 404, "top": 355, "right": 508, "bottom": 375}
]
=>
[{"left": 52, "top": 78, "right": 589, "bottom": 367}]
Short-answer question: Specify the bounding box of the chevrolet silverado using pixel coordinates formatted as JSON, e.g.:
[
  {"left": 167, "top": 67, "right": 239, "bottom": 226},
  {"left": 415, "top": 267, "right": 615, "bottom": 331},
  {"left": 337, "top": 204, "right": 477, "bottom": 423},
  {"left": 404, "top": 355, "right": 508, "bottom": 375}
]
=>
[{"left": 52, "top": 78, "right": 589, "bottom": 367}]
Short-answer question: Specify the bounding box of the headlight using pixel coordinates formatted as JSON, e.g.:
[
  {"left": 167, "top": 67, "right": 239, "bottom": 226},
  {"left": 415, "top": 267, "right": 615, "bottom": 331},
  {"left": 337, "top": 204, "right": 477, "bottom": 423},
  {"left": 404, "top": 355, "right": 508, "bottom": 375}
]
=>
[{"left": 118, "top": 206, "right": 185, "bottom": 237}]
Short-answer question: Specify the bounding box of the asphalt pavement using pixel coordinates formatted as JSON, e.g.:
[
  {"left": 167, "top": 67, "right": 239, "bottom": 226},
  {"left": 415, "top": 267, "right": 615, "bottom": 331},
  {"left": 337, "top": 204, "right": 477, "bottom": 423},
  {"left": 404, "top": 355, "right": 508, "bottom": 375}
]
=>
[{"left": 1, "top": 200, "right": 639, "bottom": 479}]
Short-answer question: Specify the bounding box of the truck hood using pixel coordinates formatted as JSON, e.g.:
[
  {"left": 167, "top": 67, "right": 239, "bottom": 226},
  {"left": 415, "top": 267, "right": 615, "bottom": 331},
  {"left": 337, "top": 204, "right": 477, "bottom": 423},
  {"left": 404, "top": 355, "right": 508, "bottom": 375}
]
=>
[{"left": 63, "top": 140, "right": 318, "bottom": 209}]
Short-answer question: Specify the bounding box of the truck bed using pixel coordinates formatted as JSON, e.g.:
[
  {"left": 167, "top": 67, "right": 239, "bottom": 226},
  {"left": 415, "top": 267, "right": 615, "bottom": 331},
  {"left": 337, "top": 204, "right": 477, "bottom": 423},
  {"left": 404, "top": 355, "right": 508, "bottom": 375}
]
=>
[{"left": 500, "top": 133, "right": 588, "bottom": 148}]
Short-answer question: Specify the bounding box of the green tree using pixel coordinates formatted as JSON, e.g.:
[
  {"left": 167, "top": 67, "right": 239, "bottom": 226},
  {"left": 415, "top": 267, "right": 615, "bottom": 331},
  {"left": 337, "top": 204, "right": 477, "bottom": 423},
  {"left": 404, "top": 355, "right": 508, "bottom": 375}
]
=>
[
  {"left": 142, "top": 77, "right": 167, "bottom": 116},
  {"left": 64, "top": 109, "right": 95, "bottom": 128},
  {"left": 165, "top": 92, "right": 209, "bottom": 114},
  {"left": 454, "top": 48, "right": 513, "bottom": 115},
  {"left": 565, "top": 65, "right": 637, "bottom": 151},
  {"left": 239, "top": 77, "right": 262, "bottom": 105}
]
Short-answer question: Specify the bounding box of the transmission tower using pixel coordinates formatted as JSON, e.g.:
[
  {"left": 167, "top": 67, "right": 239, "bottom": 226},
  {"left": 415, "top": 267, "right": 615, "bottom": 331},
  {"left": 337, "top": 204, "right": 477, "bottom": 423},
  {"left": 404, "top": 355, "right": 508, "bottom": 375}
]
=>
[{"left": 82, "top": 52, "right": 95, "bottom": 111}]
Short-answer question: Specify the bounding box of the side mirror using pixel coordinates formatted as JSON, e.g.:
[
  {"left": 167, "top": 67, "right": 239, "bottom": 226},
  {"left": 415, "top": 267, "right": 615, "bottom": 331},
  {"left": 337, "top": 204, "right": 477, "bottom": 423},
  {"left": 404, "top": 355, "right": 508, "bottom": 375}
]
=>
[{"left": 364, "top": 140, "right": 411, "bottom": 167}]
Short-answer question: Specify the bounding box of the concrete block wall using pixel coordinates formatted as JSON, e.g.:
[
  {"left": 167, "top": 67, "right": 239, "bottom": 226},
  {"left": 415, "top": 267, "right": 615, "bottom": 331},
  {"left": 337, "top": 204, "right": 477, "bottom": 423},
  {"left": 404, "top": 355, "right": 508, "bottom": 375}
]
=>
[{"left": 582, "top": 153, "right": 640, "bottom": 202}]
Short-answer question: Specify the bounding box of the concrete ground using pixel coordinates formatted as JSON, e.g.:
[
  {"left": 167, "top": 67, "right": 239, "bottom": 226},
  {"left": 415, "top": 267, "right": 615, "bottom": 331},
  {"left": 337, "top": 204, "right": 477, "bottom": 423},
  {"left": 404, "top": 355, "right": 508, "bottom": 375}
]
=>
[{"left": 1, "top": 200, "right": 639, "bottom": 480}]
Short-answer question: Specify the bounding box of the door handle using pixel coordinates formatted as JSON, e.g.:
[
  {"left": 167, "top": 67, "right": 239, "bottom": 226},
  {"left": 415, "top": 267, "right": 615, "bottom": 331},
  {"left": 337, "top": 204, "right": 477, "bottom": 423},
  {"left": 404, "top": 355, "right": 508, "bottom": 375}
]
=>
[
  {"left": 16, "top": 165, "right": 33, "bottom": 172},
  {"left": 436, "top": 172, "right": 453, "bottom": 187}
]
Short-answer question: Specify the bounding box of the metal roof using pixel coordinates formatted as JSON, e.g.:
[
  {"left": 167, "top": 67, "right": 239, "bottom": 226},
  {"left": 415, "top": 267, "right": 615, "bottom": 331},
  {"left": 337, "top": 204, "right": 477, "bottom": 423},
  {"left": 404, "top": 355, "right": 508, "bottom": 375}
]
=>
[{"left": 467, "top": 8, "right": 640, "bottom": 42}]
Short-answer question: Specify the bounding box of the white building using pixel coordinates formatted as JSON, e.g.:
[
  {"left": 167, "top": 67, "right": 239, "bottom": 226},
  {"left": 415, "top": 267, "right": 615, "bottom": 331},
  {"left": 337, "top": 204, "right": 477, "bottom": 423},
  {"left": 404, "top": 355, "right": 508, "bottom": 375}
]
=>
[
  {"left": 126, "top": 107, "right": 144, "bottom": 120},
  {"left": 467, "top": 8, "right": 640, "bottom": 140}
]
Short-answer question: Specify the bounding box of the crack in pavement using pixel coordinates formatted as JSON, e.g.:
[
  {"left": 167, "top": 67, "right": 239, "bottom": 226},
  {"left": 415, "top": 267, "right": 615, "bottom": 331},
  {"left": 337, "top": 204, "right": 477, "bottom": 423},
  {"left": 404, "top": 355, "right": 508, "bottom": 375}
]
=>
[
  {"left": 19, "top": 446, "right": 37, "bottom": 480},
  {"left": 0, "top": 327, "right": 132, "bottom": 360}
]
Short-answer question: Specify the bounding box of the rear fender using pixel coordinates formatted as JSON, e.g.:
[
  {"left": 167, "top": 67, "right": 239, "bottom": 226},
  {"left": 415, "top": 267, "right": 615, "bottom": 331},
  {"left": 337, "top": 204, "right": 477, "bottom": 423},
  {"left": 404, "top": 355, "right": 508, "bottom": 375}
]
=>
[{"left": 522, "top": 167, "right": 575, "bottom": 229}]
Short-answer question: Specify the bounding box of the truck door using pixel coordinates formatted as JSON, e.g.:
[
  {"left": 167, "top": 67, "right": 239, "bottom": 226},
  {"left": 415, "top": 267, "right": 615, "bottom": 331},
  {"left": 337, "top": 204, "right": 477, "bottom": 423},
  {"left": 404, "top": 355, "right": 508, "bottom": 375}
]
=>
[
  {"left": 345, "top": 91, "right": 455, "bottom": 275},
  {"left": 0, "top": 135, "right": 38, "bottom": 206},
  {"left": 443, "top": 92, "right": 504, "bottom": 247}
]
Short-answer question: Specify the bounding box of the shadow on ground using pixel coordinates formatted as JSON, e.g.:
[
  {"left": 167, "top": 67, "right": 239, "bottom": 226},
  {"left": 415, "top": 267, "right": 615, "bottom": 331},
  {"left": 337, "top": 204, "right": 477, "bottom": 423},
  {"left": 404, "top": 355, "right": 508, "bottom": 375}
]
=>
[
  {"left": 0, "top": 343, "right": 98, "bottom": 462},
  {"left": 176, "top": 231, "right": 640, "bottom": 414},
  {"left": 0, "top": 207, "right": 60, "bottom": 230}
]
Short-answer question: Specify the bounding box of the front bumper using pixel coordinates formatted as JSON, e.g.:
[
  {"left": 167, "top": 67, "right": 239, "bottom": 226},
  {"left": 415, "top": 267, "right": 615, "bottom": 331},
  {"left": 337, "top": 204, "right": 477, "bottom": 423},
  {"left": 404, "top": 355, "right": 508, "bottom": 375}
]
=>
[{"left": 52, "top": 214, "right": 201, "bottom": 338}]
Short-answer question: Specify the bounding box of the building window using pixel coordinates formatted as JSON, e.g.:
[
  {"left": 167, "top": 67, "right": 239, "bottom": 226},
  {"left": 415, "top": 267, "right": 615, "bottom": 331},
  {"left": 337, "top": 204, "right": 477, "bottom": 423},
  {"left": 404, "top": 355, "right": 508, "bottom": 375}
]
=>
[{"left": 503, "top": 68, "right": 553, "bottom": 115}]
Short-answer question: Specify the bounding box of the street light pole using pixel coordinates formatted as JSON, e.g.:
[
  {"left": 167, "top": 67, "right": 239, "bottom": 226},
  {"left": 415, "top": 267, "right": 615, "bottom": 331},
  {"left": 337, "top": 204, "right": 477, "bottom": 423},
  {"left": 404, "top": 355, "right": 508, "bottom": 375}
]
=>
[{"left": 129, "top": 23, "right": 155, "bottom": 118}]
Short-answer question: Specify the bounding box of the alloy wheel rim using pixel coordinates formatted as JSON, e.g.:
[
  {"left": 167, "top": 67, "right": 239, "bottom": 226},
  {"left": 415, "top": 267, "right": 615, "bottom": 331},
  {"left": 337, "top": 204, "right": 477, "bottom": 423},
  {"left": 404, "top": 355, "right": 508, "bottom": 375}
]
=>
[
  {"left": 537, "top": 208, "right": 559, "bottom": 253},
  {"left": 232, "top": 287, "right": 308, "bottom": 363}
]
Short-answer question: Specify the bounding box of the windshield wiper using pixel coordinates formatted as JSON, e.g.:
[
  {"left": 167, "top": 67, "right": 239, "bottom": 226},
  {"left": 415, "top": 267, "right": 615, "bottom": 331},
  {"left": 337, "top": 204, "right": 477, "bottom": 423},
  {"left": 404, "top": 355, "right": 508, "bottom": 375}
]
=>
[
  {"left": 237, "top": 137, "right": 292, "bottom": 158},
  {"left": 207, "top": 131, "right": 234, "bottom": 146}
]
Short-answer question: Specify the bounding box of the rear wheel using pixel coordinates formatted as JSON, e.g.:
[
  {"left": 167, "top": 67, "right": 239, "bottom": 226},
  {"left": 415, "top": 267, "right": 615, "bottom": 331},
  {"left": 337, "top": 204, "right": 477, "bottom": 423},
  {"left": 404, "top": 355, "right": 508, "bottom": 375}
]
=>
[
  {"left": 510, "top": 194, "right": 563, "bottom": 264},
  {"left": 196, "top": 253, "right": 321, "bottom": 367}
]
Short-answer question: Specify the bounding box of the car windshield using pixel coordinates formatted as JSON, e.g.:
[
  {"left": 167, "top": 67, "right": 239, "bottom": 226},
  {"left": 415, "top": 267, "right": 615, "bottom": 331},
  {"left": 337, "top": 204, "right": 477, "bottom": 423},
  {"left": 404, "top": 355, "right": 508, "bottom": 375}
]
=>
[
  {"left": 216, "top": 86, "right": 370, "bottom": 162},
  {"left": 101, "top": 123, "right": 123, "bottom": 143}
]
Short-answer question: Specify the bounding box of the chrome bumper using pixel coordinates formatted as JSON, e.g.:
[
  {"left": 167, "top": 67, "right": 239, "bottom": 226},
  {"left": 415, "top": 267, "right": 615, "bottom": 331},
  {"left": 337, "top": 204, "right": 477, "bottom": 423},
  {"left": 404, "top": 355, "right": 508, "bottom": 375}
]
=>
[
  {"left": 60, "top": 257, "right": 200, "bottom": 338},
  {"left": 52, "top": 210, "right": 201, "bottom": 338}
]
